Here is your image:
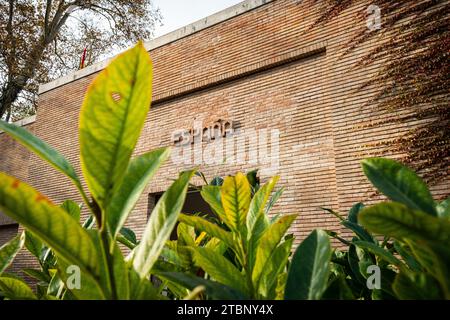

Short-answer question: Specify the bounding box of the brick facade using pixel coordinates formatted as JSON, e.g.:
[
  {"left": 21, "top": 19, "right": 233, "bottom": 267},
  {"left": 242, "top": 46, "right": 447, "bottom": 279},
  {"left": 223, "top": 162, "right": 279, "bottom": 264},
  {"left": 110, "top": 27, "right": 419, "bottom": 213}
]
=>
[{"left": 1, "top": 0, "right": 448, "bottom": 272}]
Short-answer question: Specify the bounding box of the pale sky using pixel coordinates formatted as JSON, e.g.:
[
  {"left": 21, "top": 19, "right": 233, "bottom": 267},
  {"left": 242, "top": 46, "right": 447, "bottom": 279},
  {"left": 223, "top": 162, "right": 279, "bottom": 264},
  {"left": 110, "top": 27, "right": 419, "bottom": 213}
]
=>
[{"left": 152, "top": 0, "right": 244, "bottom": 37}]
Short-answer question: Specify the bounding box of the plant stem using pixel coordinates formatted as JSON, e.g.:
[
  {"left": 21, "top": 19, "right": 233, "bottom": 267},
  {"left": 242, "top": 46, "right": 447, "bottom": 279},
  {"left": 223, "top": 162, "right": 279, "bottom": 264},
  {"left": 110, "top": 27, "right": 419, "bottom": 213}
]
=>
[{"left": 100, "top": 229, "right": 118, "bottom": 300}]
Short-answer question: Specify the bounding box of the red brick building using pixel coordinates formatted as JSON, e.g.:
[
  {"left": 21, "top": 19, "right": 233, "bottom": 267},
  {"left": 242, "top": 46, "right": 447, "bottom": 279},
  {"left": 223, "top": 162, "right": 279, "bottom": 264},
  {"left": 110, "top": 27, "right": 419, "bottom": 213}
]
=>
[{"left": 1, "top": 0, "right": 448, "bottom": 271}]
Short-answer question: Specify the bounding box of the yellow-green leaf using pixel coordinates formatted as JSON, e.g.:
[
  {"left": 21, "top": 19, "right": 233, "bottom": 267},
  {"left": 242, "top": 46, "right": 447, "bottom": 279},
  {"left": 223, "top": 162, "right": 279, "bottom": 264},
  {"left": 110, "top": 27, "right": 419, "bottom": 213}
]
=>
[
  {"left": 200, "top": 186, "right": 228, "bottom": 224},
  {"left": 247, "top": 176, "right": 279, "bottom": 239},
  {"left": 0, "top": 172, "right": 99, "bottom": 279},
  {"left": 133, "top": 170, "right": 195, "bottom": 278},
  {"left": 221, "top": 173, "right": 251, "bottom": 232},
  {"left": 0, "top": 232, "right": 25, "bottom": 274},
  {"left": 79, "top": 41, "right": 153, "bottom": 211},
  {"left": 107, "top": 147, "right": 170, "bottom": 238},
  {"left": 359, "top": 202, "right": 450, "bottom": 245},
  {"left": 0, "top": 120, "right": 81, "bottom": 189},
  {"left": 0, "top": 275, "right": 37, "bottom": 300},
  {"left": 178, "top": 214, "right": 235, "bottom": 250},
  {"left": 252, "top": 214, "right": 297, "bottom": 285},
  {"left": 191, "top": 247, "right": 247, "bottom": 295}
]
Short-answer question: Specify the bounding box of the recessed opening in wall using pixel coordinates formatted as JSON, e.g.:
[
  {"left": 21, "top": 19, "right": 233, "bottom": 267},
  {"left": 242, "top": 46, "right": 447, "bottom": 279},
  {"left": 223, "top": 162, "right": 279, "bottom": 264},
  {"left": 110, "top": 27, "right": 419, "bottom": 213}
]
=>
[
  {"left": 147, "top": 189, "right": 215, "bottom": 240},
  {"left": 0, "top": 223, "right": 19, "bottom": 246}
]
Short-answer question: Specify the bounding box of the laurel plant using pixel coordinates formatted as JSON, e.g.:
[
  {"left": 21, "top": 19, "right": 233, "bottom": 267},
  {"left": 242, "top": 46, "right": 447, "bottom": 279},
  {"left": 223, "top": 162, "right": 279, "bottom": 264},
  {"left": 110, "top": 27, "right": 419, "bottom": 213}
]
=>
[{"left": 0, "top": 42, "right": 195, "bottom": 300}]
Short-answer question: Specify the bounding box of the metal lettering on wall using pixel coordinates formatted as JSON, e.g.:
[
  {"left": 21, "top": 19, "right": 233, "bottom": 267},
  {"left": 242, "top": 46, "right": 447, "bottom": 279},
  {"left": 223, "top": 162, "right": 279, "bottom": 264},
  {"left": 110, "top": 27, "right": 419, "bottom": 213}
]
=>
[{"left": 171, "top": 119, "right": 234, "bottom": 146}]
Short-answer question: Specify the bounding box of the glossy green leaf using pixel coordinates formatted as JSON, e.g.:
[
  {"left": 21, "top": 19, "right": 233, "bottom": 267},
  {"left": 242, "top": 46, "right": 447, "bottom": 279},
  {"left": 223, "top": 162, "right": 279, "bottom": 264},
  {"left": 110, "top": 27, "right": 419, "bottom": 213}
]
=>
[
  {"left": 353, "top": 240, "right": 403, "bottom": 266},
  {"left": 158, "top": 272, "right": 248, "bottom": 300},
  {"left": 265, "top": 187, "right": 284, "bottom": 215},
  {"left": 24, "top": 230, "right": 42, "bottom": 261},
  {"left": 47, "top": 271, "right": 64, "bottom": 298},
  {"left": 178, "top": 214, "right": 234, "bottom": 249},
  {"left": 79, "top": 41, "right": 153, "bottom": 211},
  {"left": 221, "top": 173, "right": 252, "bottom": 232},
  {"left": 0, "top": 232, "right": 25, "bottom": 274},
  {"left": 191, "top": 247, "right": 247, "bottom": 295},
  {"left": 0, "top": 120, "right": 81, "bottom": 189},
  {"left": 133, "top": 170, "right": 194, "bottom": 278},
  {"left": 253, "top": 214, "right": 297, "bottom": 285},
  {"left": 342, "top": 220, "right": 376, "bottom": 243},
  {"left": 359, "top": 202, "right": 450, "bottom": 244},
  {"left": 107, "top": 148, "right": 170, "bottom": 238},
  {"left": 56, "top": 255, "right": 106, "bottom": 300},
  {"left": 258, "top": 237, "right": 293, "bottom": 298},
  {"left": 0, "top": 173, "right": 99, "bottom": 278},
  {"left": 285, "top": 229, "right": 332, "bottom": 300},
  {"left": 22, "top": 268, "right": 51, "bottom": 283},
  {"left": 60, "top": 200, "right": 81, "bottom": 222},
  {"left": 246, "top": 176, "right": 279, "bottom": 239},
  {"left": 200, "top": 186, "right": 226, "bottom": 221},
  {"left": 348, "top": 202, "right": 364, "bottom": 223},
  {"left": 361, "top": 158, "right": 436, "bottom": 216},
  {"left": 0, "top": 275, "right": 37, "bottom": 300}
]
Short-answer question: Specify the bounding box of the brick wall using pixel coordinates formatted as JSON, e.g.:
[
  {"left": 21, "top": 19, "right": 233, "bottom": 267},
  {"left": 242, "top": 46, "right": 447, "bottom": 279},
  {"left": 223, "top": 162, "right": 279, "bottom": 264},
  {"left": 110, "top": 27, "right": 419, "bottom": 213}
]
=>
[{"left": 1, "top": 0, "right": 448, "bottom": 273}]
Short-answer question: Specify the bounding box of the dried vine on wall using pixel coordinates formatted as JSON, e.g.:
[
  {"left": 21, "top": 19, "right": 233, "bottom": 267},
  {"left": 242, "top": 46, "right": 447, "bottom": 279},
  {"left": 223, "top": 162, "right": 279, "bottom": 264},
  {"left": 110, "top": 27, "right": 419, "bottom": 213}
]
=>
[{"left": 312, "top": 0, "right": 449, "bottom": 196}]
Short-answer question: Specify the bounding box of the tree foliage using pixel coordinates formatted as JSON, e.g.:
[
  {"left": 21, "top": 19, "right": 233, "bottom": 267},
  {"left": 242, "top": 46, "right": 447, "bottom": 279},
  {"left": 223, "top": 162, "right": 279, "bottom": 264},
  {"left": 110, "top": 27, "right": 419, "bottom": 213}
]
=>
[{"left": 0, "top": 0, "right": 161, "bottom": 121}]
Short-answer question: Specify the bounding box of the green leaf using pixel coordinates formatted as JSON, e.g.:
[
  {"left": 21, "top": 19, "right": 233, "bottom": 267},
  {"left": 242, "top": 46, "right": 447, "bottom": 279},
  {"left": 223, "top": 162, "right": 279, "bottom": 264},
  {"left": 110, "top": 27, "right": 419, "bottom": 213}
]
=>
[
  {"left": 246, "top": 176, "right": 279, "bottom": 239},
  {"left": 107, "top": 148, "right": 170, "bottom": 238},
  {"left": 200, "top": 185, "right": 226, "bottom": 221},
  {"left": 406, "top": 239, "right": 450, "bottom": 298},
  {"left": 158, "top": 272, "right": 248, "bottom": 300},
  {"left": 221, "top": 173, "right": 252, "bottom": 232},
  {"left": 348, "top": 202, "right": 364, "bottom": 223},
  {"left": 79, "top": 41, "right": 153, "bottom": 211},
  {"left": 265, "top": 187, "right": 284, "bottom": 215},
  {"left": 361, "top": 158, "right": 436, "bottom": 216},
  {"left": 60, "top": 200, "right": 81, "bottom": 222},
  {"left": 56, "top": 255, "right": 106, "bottom": 300},
  {"left": 393, "top": 241, "right": 421, "bottom": 272},
  {"left": 0, "top": 232, "right": 25, "bottom": 274},
  {"left": 0, "top": 120, "right": 81, "bottom": 189},
  {"left": 436, "top": 198, "right": 450, "bottom": 218},
  {"left": 393, "top": 271, "right": 443, "bottom": 300},
  {"left": 359, "top": 202, "right": 450, "bottom": 245},
  {"left": 347, "top": 244, "right": 367, "bottom": 286},
  {"left": 0, "top": 275, "right": 37, "bottom": 300},
  {"left": 253, "top": 214, "right": 297, "bottom": 286},
  {"left": 353, "top": 240, "right": 403, "bottom": 266},
  {"left": 47, "top": 271, "right": 64, "bottom": 298},
  {"left": 191, "top": 247, "right": 247, "bottom": 295},
  {"left": 285, "top": 230, "right": 332, "bottom": 300},
  {"left": 133, "top": 170, "right": 194, "bottom": 278},
  {"left": 22, "top": 268, "right": 51, "bottom": 283},
  {"left": 24, "top": 231, "right": 42, "bottom": 261},
  {"left": 0, "top": 173, "right": 99, "bottom": 279},
  {"left": 258, "top": 238, "right": 293, "bottom": 298},
  {"left": 128, "top": 268, "right": 160, "bottom": 300},
  {"left": 178, "top": 214, "right": 235, "bottom": 249},
  {"left": 119, "top": 227, "right": 138, "bottom": 245},
  {"left": 342, "top": 220, "right": 375, "bottom": 243}
]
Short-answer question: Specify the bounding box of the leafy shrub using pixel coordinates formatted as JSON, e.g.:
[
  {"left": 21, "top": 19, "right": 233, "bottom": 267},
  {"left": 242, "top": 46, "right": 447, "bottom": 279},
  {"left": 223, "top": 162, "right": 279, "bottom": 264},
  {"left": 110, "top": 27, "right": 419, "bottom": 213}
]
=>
[
  {"left": 0, "top": 42, "right": 195, "bottom": 300},
  {"left": 323, "top": 158, "right": 450, "bottom": 300}
]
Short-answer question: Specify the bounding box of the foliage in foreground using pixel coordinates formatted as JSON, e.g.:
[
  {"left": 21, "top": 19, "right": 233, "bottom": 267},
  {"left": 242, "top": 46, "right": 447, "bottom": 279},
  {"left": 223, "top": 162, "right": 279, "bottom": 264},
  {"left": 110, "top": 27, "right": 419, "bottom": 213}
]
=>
[
  {"left": 0, "top": 40, "right": 448, "bottom": 300},
  {"left": 323, "top": 158, "right": 450, "bottom": 300}
]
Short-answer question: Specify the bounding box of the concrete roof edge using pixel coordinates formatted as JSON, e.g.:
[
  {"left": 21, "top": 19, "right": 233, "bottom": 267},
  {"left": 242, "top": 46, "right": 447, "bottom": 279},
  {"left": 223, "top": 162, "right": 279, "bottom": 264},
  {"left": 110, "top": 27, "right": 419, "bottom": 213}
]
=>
[
  {"left": 38, "top": 0, "right": 273, "bottom": 95},
  {"left": 0, "top": 115, "right": 36, "bottom": 134}
]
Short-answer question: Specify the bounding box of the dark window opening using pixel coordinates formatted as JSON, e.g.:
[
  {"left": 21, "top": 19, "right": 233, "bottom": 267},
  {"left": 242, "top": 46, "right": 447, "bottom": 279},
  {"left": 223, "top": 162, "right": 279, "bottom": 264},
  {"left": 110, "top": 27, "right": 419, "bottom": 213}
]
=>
[{"left": 147, "top": 189, "right": 215, "bottom": 240}]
